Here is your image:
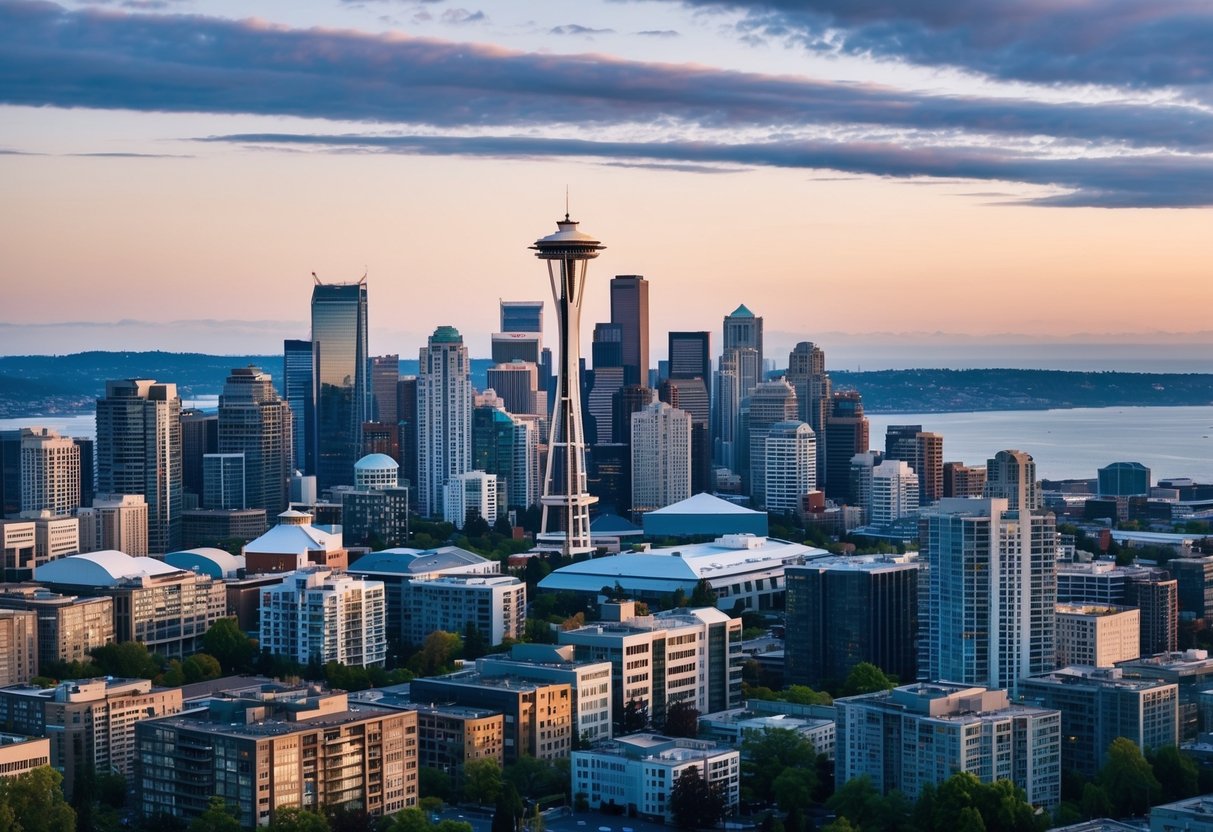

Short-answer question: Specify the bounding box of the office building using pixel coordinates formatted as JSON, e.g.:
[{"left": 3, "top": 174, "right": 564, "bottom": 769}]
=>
[
  {"left": 585, "top": 322, "right": 625, "bottom": 445},
  {"left": 535, "top": 218, "right": 603, "bottom": 556},
  {"left": 19, "top": 427, "right": 80, "bottom": 516},
  {"left": 418, "top": 326, "right": 472, "bottom": 518},
  {"left": 26, "top": 514, "right": 79, "bottom": 566},
  {"left": 658, "top": 376, "right": 711, "bottom": 495},
  {"left": 610, "top": 276, "right": 649, "bottom": 387},
  {"left": 96, "top": 379, "right": 182, "bottom": 553},
  {"left": 884, "top": 425, "right": 943, "bottom": 505},
  {"left": 472, "top": 405, "right": 537, "bottom": 511},
  {"left": 786, "top": 342, "right": 832, "bottom": 483},
  {"left": 698, "top": 704, "right": 835, "bottom": 758},
  {"left": 259, "top": 568, "right": 387, "bottom": 668},
  {"left": 1169, "top": 556, "right": 1213, "bottom": 622},
  {"left": 630, "top": 401, "right": 692, "bottom": 516},
  {"left": 0, "top": 677, "right": 182, "bottom": 799},
  {"left": 763, "top": 421, "right": 816, "bottom": 514},
  {"left": 371, "top": 353, "right": 400, "bottom": 425},
  {"left": 1058, "top": 561, "right": 1179, "bottom": 655},
  {"left": 400, "top": 574, "right": 525, "bottom": 647},
  {"left": 943, "top": 460, "right": 986, "bottom": 498},
  {"left": 397, "top": 376, "right": 419, "bottom": 488},
  {"left": 0, "top": 432, "right": 19, "bottom": 519},
  {"left": 746, "top": 380, "right": 798, "bottom": 505},
  {"left": 341, "top": 487, "right": 409, "bottom": 548},
  {"left": 870, "top": 459, "right": 919, "bottom": 526},
  {"left": 74, "top": 437, "right": 94, "bottom": 509},
  {"left": 501, "top": 300, "right": 544, "bottom": 334},
  {"left": 0, "top": 610, "right": 36, "bottom": 685},
  {"left": 920, "top": 498, "right": 1056, "bottom": 696},
  {"left": 411, "top": 705, "right": 504, "bottom": 790},
  {"left": 0, "top": 521, "right": 35, "bottom": 582},
  {"left": 75, "top": 493, "right": 148, "bottom": 556},
  {"left": 443, "top": 470, "right": 498, "bottom": 529},
  {"left": 835, "top": 682, "right": 1060, "bottom": 808},
  {"left": 0, "top": 735, "right": 50, "bottom": 780},
  {"left": 0, "top": 587, "right": 113, "bottom": 674},
  {"left": 1021, "top": 666, "right": 1177, "bottom": 777},
  {"left": 785, "top": 554, "right": 919, "bottom": 690},
  {"left": 136, "top": 685, "right": 416, "bottom": 825},
  {"left": 180, "top": 508, "right": 264, "bottom": 549},
  {"left": 411, "top": 672, "right": 573, "bottom": 763},
  {"left": 985, "top": 449, "right": 1042, "bottom": 510},
  {"left": 1055, "top": 604, "right": 1141, "bottom": 668},
  {"left": 1098, "top": 461, "right": 1151, "bottom": 497},
  {"left": 490, "top": 331, "right": 542, "bottom": 365},
  {"left": 218, "top": 366, "right": 292, "bottom": 516},
  {"left": 311, "top": 278, "right": 369, "bottom": 490},
  {"left": 180, "top": 408, "right": 217, "bottom": 503},
  {"left": 559, "top": 601, "right": 743, "bottom": 727},
  {"left": 824, "top": 391, "right": 869, "bottom": 504},
  {"left": 202, "top": 452, "right": 245, "bottom": 509},
  {"left": 488, "top": 361, "right": 541, "bottom": 419},
  {"left": 723, "top": 304, "right": 762, "bottom": 366},
  {"left": 572, "top": 735, "right": 740, "bottom": 823},
  {"left": 283, "top": 338, "right": 315, "bottom": 475},
  {"left": 1118, "top": 649, "right": 1213, "bottom": 741}
]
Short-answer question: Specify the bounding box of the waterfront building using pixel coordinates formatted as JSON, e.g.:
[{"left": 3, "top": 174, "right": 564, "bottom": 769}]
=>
[
  {"left": 1098, "top": 461, "right": 1151, "bottom": 497},
  {"left": 218, "top": 367, "right": 292, "bottom": 516},
  {"left": 259, "top": 568, "right": 387, "bottom": 668},
  {"left": 418, "top": 326, "right": 472, "bottom": 518},
  {"left": 310, "top": 278, "right": 369, "bottom": 490},
  {"left": 20, "top": 427, "right": 80, "bottom": 516}
]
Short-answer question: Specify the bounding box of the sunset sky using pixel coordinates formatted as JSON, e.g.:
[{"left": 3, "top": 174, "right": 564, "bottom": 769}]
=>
[{"left": 2, "top": 0, "right": 1212, "bottom": 364}]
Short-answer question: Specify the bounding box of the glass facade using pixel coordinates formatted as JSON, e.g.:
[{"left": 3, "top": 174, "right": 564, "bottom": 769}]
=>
[{"left": 310, "top": 282, "right": 369, "bottom": 490}]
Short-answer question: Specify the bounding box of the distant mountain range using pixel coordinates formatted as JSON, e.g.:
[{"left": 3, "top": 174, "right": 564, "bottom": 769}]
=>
[{"left": 1, "top": 351, "right": 1211, "bottom": 418}]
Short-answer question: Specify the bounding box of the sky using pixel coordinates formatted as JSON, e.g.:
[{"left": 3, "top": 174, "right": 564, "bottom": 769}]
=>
[{"left": 2, "top": 0, "right": 1213, "bottom": 366}]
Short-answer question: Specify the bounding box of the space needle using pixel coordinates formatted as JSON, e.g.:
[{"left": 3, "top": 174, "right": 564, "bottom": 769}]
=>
[{"left": 531, "top": 212, "right": 605, "bottom": 556}]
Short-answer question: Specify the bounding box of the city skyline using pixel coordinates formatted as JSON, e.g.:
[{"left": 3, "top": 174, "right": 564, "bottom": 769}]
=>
[{"left": 3, "top": 0, "right": 1213, "bottom": 361}]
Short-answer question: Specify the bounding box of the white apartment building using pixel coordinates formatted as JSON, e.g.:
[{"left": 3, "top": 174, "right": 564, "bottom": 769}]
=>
[
  {"left": 763, "top": 421, "right": 815, "bottom": 514},
  {"left": 870, "top": 459, "right": 919, "bottom": 526},
  {"left": 1056, "top": 604, "right": 1141, "bottom": 667},
  {"left": 259, "top": 568, "right": 387, "bottom": 668},
  {"left": 400, "top": 574, "right": 525, "bottom": 647},
  {"left": 572, "top": 734, "right": 740, "bottom": 823},
  {"left": 443, "top": 470, "right": 498, "bottom": 529},
  {"left": 836, "top": 682, "right": 1061, "bottom": 808},
  {"left": 418, "top": 326, "right": 473, "bottom": 518},
  {"left": 631, "top": 401, "right": 691, "bottom": 515},
  {"left": 20, "top": 428, "right": 80, "bottom": 516}
]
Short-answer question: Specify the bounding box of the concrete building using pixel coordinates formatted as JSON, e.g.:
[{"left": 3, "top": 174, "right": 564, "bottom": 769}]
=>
[
  {"left": 476, "top": 643, "right": 614, "bottom": 743},
  {"left": 218, "top": 367, "right": 292, "bottom": 516},
  {"left": 355, "top": 453, "right": 399, "bottom": 491},
  {"left": 418, "top": 325, "right": 473, "bottom": 519},
  {"left": 540, "top": 533, "right": 822, "bottom": 612},
  {"left": 0, "top": 587, "right": 114, "bottom": 672},
  {"left": 823, "top": 391, "right": 869, "bottom": 504},
  {"left": 611, "top": 276, "right": 650, "bottom": 388},
  {"left": 136, "top": 685, "right": 416, "bottom": 826},
  {"left": 410, "top": 672, "right": 573, "bottom": 763},
  {"left": 20, "top": 427, "right": 80, "bottom": 516},
  {"left": 630, "top": 401, "right": 692, "bottom": 516},
  {"left": 472, "top": 406, "right": 539, "bottom": 511},
  {"left": 836, "top": 682, "right": 1061, "bottom": 808},
  {"left": 259, "top": 568, "right": 387, "bottom": 668},
  {"left": 340, "top": 486, "right": 410, "bottom": 548},
  {"left": 25, "top": 514, "right": 80, "bottom": 567},
  {"left": 920, "top": 498, "right": 1056, "bottom": 696},
  {"left": 75, "top": 493, "right": 148, "bottom": 556},
  {"left": 870, "top": 459, "right": 919, "bottom": 526},
  {"left": 488, "top": 361, "right": 541, "bottom": 421},
  {"left": 785, "top": 342, "right": 831, "bottom": 490},
  {"left": 1021, "top": 666, "right": 1178, "bottom": 777},
  {"left": 746, "top": 380, "right": 798, "bottom": 505},
  {"left": 0, "top": 677, "right": 182, "bottom": 798},
  {"left": 1057, "top": 561, "right": 1179, "bottom": 655},
  {"left": 763, "top": 421, "right": 815, "bottom": 514},
  {"left": 36, "top": 550, "right": 225, "bottom": 657},
  {"left": 1055, "top": 604, "right": 1141, "bottom": 668},
  {"left": 242, "top": 510, "right": 347, "bottom": 574},
  {"left": 572, "top": 734, "right": 740, "bottom": 823},
  {"left": 0, "top": 609, "right": 36, "bottom": 685},
  {"left": 698, "top": 706, "right": 835, "bottom": 759},
  {"left": 558, "top": 601, "right": 743, "bottom": 729},
  {"left": 785, "top": 554, "right": 919, "bottom": 691},
  {"left": 0, "top": 734, "right": 51, "bottom": 780},
  {"left": 96, "top": 379, "right": 182, "bottom": 553},
  {"left": 399, "top": 574, "right": 525, "bottom": 647},
  {"left": 443, "top": 470, "right": 498, "bottom": 529},
  {"left": 0, "top": 520, "right": 35, "bottom": 581}
]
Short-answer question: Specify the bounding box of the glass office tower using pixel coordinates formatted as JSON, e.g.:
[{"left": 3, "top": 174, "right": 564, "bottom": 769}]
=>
[{"left": 311, "top": 279, "right": 369, "bottom": 490}]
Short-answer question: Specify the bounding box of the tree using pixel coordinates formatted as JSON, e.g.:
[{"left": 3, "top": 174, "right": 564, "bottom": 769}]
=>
[
  {"left": 189, "top": 796, "right": 240, "bottom": 832},
  {"left": 741, "top": 729, "right": 816, "bottom": 805},
  {"left": 0, "top": 766, "right": 76, "bottom": 832},
  {"left": 662, "top": 701, "right": 700, "bottom": 738},
  {"left": 1099, "top": 737, "right": 1161, "bottom": 817},
  {"left": 1080, "top": 783, "right": 1112, "bottom": 819},
  {"left": 409, "top": 631, "right": 463, "bottom": 677},
  {"left": 492, "top": 784, "right": 523, "bottom": 832},
  {"left": 621, "top": 699, "right": 649, "bottom": 734},
  {"left": 203, "top": 618, "right": 258, "bottom": 672},
  {"left": 463, "top": 758, "right": 503, "bottom": 805},
  {"left": 669, "top": 766, "right": 726, "bottom": 830},
  {"left": 268, "top": 807, "right": 331, "bottom": 832},
  {"left": 182, "top": 653, "right": 223, "bottom": 683},
  {"left": 493, "top": 515, "right": 514, "bottom": 536},
  {"left": 1151, "top": 745, "right": 1199, "bottom": 803},
  {"left": 463, "top": 510, "right": 491, "bottom": 538},
  {"left": 840, "top": 662, "right": 894, "bottom": 697},
  {"left": 771, "top": 768, "right": 816, "bottom": 815},
  {"left": 820, "top": 820, "right": 856, "bottom": 832},
  {"left": 780, "top": 685, "right": 832, "bottom": 706},
  {"left": 689, "top": 580, "right": 717, "bottom": 608},
  {"left": 504, "top": 756, "right": 566, "bottom": 802},
  {"left": 90, "top": 641, "right": 160, "bottom": 680},
  {"left": 419, "top": 766, "right": 454, "bottom": 802},
  {"left": 463, "top": 623, "right": 489, "bottom": 660}
]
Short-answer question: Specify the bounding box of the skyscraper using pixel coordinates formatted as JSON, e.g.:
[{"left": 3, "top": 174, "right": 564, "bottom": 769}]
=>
[
  {"left": 20, "top": 428, "right": 80, "bottom": 517},
  {"left": 666, "top": 331, "right": 712, "bottom": 493},
  {"left": 723, "top": 304, "right": 763, "bottom": 367},
  {"left": 764, "top": 421, "right": 816, "bottom": 514},
  {"left": 984, "top": 449, "right": 1042, "bottom": 510},
  {"left": 487, "top": 361, "right": 541, "bottom": 419},
  {"left": 500, "top": 300, "right": 544, "bottom": 334},
  {"left": 716, "top": 308, "right": 762, "bottom": 476},
  {"left": 218, "top": 366, "right": 292, "bottom": 516},
  {"left": 396, "top": 376, "right": 419, "bottom": 489},
  {"left": 884, "top": 425, "right": 943, "bottom": 505},
  {"left": 473, "top": 404, "right": 539, "bottom": 510},
  {"left": 310, "top": 278, "right": 369, "bottom": 490},
  {"left": 587, "top": 323, "right": 625, "bottom": 444},
  {"left": 870, "top": 459, "right": 919, "bottom": 526},
  {"left": 96, "top": 379, "right": 182, "bottom": 553},
  {"left": 417, "top": 326, "right": 472, "bottom": 518},
  {"left": 283, "top": 338, "right": 314, "bottom": 475},
  {"left": 0, "top": 431, "right": 21, "bottom": 519},
  {"left": 920, "top": 497, "right": 1056, "bottom": 696},
  {"left": 824, "top": 391, "right": 870, "bottom": 503},
  {"left": 370, "top": 355, "right": 400, "bottom": 427},
  {"left": 180, "top": 409, "right": 217, "bottom": 501},
  {"left": 534, "top": 217, "right": 604, "bottom": 555},
  {"left": 630, "top": 401, "right": 691, "bottom": 516},
  {"left": 668, "top": 331, "right": 711, "bottom": 382},
  {"left": 746, "top": 380, "right": 798, "bottom": 505},
  {"left": 610, "top": 275, "right": 649, "bottom": 387}
]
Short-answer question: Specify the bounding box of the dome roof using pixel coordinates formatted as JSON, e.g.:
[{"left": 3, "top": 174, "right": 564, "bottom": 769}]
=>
[
  {"left": 37, "top": 550, "right": 182, "bottom": 586},
  {"left": 355, "top": 453, "right": 400, "bottom": 470}
]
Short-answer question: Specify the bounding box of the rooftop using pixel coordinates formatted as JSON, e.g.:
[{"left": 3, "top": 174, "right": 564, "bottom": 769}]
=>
[
  {"left": 243, "top": 517, "right": 342, "bottom": 555},
  {"left": 36, "top": 550, "right": 186, "bottom": 587},
  {"left": 349, "top": 546, "right": 491, "bottom": 576},
  {"left": 355, "top": 453, "right": 399, "bottom": 471},
  {"left": 647, "top": 493, "right": 764, "bottom": 516}
]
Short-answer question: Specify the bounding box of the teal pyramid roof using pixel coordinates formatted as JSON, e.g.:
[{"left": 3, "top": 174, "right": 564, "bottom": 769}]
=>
[{"left": 729, "top": 304, "right": 755, "bottom": 318}]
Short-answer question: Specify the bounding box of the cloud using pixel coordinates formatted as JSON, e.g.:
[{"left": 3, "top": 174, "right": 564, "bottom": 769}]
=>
[
  {"left": 549, "top": 23, "right": 615, "bottom": 36},
  {"left": 440, "top": 7, "right": 484, "bottom": 24},
  {"left": 636, "top": 29, "right": 680, "bottom": 37}
]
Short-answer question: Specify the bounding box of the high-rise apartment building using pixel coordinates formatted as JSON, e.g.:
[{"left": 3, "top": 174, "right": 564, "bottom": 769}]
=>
[
  {"left": 610, "top": 276, "right": 649, "bottom": 387},
  {"left": 824, "top": 391, "right": 870, "bottom": 504},
  {"left": 218, "top": 366, "right": 292, "bottom": 516},
  {"left": 417, "top": 326, "right": 472, "bottom": 518},
  {"left": 884, "top": 425, "right": 943, "bottom": 504},
  {"left": 259, "top": 567, "right": 387, "bottom": 668},
  {"left": 179, "top": 409, "right": 217, "bottom": 501},
  {"left": 310, "top": 278, "right": 369, "bottom": 490},
  {"left": 282, "top": 338, "right": 314, "bottom": 474},
  {"left": 75, "top": 493, "right": 148, "bottom": 555},
  {"left": 20, "top": 428, "right": 80, "bottom": 516},
  {"left": 920, "top": 498, "right": 1056, "bottom": 696},
  {"left": 943, "top": 460, "right": 986, "bottom": 498},
  {"left": 870, "top": 459, "right": 919, "bottom": 526},
  {"left": 763, "top": 421, "right": 815, "bottom": 514},
  {"left": 96, "top": 379, "right": 182, "bottom": 553},
  {"left": 785, "top": 554, "right": 919, "bottom": 690},
  {"left": 985, "top": 449, "right": 1042, "bottom": 510},
  {"left": 746, "top": 380, "right": 797, "bottom": 506},
  {"left": 630, "top": 401, "right": 692, "bottom": 516},
  {"left": 443, "top": 470, "right": 499, "bottom": 529},
  {"left": 400, "top": 575, "right": 526, "bottom": 646}
]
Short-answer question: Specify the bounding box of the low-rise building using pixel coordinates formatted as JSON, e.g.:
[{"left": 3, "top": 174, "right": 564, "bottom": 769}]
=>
[
  {"left": 0, "top": 521, "right": 35, "bottom": 582},
  {"left": 340, "top": 487, "right": 410, "bottom": 548},
  {"left": 1022, "top": 666, "right": 1178, "bottom": 777},
  {"left": 242, "top": 510, "right": 347, "bottom": 574},
  {"left": 181, "top": 508, "right": 267, "bottom": 549},
  {"left": 698, "top": 707, "right": 835, "bottom": 759},
  {"left": 413, "top": 704, "right": 504, "bottom": 789},
  {"left": 1151, "top": 794, "right": 1213, "bottom": 832},
  {"left": 75, "top": 494, "right": 148, "bottom": 556},
  {"left": 259, "top": 568, "right": 387, "bottom": 668},
  {"left": 836, "top": 682, "right": 1061, "bottom": 808},
  {"left": 1118, "top": 649, "right": 1213, "bottom": 740},
  {"left": 400, "top": 575, "right": 525, "bottom": 647},
  {"left": 0, "top": 586, "right": 114, "bottom": 673},
  {"left": 1055, "top": 604, "right": 1141, "bottom": 668},
  {"left": 571, "top": 734, "right": 740, "bottom": 823},
  {"left": 0, "top": 734, "right": 51, "bottom": 780},
  {"left": 136, "top": 685, "right": 417, "bottom": 827}
]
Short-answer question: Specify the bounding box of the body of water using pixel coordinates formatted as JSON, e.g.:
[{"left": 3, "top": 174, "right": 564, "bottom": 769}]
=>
[{"left": 4, "top": 401, "right": 1212, "bottom": 484}]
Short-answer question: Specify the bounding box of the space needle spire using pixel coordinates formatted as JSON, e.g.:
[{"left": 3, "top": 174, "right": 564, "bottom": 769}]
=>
[{"left": 531, "top": 212, "right": 605, "bottom": 556}]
